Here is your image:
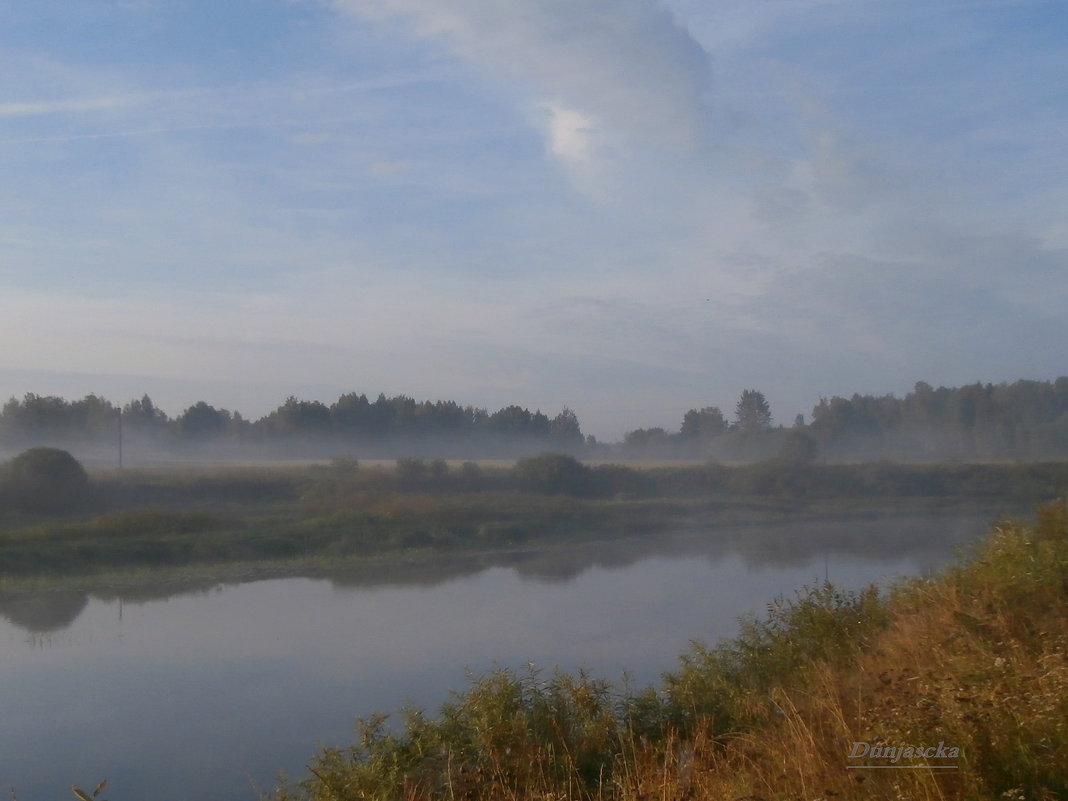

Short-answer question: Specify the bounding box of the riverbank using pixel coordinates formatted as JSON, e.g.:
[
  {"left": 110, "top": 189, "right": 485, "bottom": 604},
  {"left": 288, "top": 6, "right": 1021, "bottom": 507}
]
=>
[
  {"left": 270, "top": 497, "right": 1068, "bottom": 801},
  {"left": 1, "top": 456, "right": 1062, "bottom": 581}
]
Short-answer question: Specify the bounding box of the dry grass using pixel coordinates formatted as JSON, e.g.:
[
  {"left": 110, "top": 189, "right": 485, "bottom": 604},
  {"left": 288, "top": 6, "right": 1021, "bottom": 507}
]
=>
[{"left": 644, "top": 501, "right": 1068, "bottom": 801}]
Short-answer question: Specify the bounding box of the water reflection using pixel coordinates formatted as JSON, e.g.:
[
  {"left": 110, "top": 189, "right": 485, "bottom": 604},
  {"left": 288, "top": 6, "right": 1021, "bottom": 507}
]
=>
[
  {"left": 0, "top": 591, "right": 90, "bottom": 633},
  {"left": 0, "top": 511, "right": 992, "bottom": 634}
]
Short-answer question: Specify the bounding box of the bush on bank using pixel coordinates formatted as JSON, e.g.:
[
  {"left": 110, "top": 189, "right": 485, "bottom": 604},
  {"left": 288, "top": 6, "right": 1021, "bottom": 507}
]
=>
[{"left": 0, "top": 447, "right": 90, "bottom": 514}]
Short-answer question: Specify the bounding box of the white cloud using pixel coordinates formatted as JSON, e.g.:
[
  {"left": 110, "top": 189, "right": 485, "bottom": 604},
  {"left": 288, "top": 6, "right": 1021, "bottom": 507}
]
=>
[
  {"left": 540, "top": 102, "right": 597, "bottom": 166},
  {"left": 332, "top": 0, "right": 711, "bottom": 182}
]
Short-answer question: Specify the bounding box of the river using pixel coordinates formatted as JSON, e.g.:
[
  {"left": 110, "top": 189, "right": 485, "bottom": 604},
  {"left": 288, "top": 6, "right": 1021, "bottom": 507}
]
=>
[{"left": 0, "top": 512, "right": 994, "bottom": 800}]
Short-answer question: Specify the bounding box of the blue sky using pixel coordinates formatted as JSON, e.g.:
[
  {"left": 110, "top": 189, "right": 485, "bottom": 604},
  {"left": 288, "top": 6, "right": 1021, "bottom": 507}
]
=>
[{"left": 1, "top": 0, "right": 1066, "bottom": 439}]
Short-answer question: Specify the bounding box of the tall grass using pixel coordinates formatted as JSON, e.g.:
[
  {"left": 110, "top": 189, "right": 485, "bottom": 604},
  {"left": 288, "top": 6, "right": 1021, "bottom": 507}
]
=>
[{"left": 272, "top": 499, "right": 1068, "bottom": 801}]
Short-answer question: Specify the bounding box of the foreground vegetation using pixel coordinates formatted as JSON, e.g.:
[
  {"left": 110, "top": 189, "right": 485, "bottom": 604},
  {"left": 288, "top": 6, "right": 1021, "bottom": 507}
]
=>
[
  {"left": 1, "top": 453, "right": 1067, "bottom": 579},
  {"left": 271, "top": 499, "right": 1068, "bottom": 801}
]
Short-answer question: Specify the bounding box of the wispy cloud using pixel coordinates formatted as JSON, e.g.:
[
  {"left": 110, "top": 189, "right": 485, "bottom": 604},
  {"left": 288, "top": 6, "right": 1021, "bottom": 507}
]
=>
[
  {"left": 0, "top": 95, "right": 139, "bottom": 118},
  {"left": 334, "top": 0, "right": 711, "bottom": 186},
  {"left": 0, "top": 122, "right": 251, "bottom": 145}
]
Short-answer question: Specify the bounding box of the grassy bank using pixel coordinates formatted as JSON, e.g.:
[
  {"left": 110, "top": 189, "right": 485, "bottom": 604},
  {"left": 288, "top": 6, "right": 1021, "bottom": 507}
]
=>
[
  {"left": 270, "top": 499, "right": 1068, "bottom": 801},
  {"left": 1, "top": 456, "right": 1064, "bottom": 579}
]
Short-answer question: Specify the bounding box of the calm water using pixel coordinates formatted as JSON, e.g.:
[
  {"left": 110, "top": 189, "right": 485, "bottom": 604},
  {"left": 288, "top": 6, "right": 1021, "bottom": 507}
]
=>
[{"left": 0, "top": 513, "right": 992, "bottom": 800}]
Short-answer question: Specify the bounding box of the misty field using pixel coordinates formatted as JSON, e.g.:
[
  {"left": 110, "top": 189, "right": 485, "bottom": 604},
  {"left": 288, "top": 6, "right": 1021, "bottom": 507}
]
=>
[{"left": 1, "top": 454, "right": 1066, "bottom": 584}]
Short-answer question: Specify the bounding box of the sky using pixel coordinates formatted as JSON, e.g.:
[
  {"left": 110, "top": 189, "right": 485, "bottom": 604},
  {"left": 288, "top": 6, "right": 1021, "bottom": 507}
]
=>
[{"left": 1, "top": 0, "right": 1066, "bottom": 440}]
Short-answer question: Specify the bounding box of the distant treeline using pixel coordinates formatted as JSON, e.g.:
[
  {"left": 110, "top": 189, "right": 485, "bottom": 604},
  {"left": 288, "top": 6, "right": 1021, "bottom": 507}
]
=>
[
  {"left": 809, "top": 379, "right": 1068, "bottom": 458},
  {"left": 0, "top": 392, "right": 584, "bottom": 460},
  {"left": 3, "top": 377, "right": 1068, "bottom": 462},
  {"left": 626, "top": 379, "right": 1068, "bottom": 461}
]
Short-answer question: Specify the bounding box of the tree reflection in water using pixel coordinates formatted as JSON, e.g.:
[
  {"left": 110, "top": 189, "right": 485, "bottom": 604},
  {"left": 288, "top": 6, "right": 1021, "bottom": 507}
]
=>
[{"left": 0, "top": 511, "right": 993, "bottom": 634}]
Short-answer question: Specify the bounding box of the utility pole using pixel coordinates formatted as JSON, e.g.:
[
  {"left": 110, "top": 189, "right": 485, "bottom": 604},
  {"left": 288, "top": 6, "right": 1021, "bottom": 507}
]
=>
[{"left": 117, "top": 407, "right": 124, "bottom": 469}]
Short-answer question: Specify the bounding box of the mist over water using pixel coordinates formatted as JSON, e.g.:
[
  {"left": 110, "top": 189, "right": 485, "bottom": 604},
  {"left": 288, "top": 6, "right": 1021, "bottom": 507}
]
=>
[{"left": 0, "top": 513, "right": 993, "bottom": 801}]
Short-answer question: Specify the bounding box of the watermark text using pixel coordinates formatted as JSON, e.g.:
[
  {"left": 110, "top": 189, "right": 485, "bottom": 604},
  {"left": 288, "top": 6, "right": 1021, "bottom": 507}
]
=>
[{"left": 847, "top": 741, "right": 959, "bottom": 769}]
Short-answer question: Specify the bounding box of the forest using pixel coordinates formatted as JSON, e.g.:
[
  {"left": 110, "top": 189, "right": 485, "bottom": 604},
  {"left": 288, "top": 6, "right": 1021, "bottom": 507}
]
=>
[
  {"left": 2, "top": 376, "right": 1068, "bottom": 462},
  {"left": 0, "top": 392, "right": 586, "bottom": 461},
  {"left": 624, "top": 379, "right": 1068, "bottom": 460}
]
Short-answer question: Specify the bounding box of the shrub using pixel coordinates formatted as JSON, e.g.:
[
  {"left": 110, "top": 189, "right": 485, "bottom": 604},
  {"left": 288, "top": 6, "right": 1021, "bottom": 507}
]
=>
[
  {"left": 458, "top": 461, "right": 483, "bottom": 490},
  {"left": 514, "top": 453, "right": 593, "bottom": 496},
  {"left": 663, "top": 582, "right": 889, "bottom": 734},
  {"left": 282, "top": 667, "right": 638, "bottom": 801},
  {"left": 1, "top": 447, "right": 90, "bottom": 513},
  {"left": 589, "top": 463, "right": 652, "bottom": 498},
  {"left": 395, "top": 458, "right": 429, "bottom": 491}
]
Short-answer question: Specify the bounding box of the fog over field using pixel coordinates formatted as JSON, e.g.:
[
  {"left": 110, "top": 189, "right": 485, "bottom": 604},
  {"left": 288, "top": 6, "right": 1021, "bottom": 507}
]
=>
[{"left": 2, "top": 1, "right": 1067, "bottom": 441}]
